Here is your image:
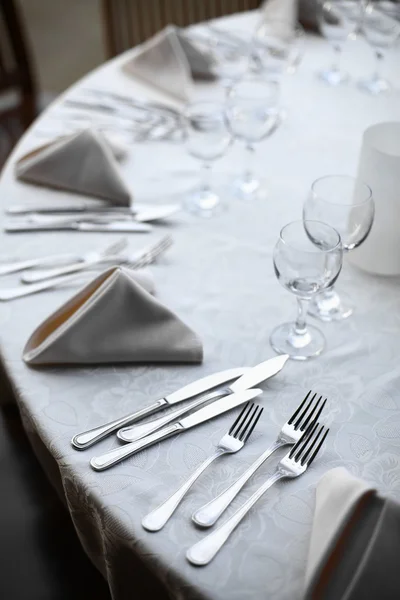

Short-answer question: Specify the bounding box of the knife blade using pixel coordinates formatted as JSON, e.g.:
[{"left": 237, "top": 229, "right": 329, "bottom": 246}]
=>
[
  {"left": 5, "top": 221, "right": 152, "bottom": 233},
  {"left": 90, "top": 388, "right": 262, "bottom": 471},
  {"left": 71, "top": 366, "right": 249, "bottom": 450},
  {"left": 117, "top": 354, "right": 289, "bottom": 443}
]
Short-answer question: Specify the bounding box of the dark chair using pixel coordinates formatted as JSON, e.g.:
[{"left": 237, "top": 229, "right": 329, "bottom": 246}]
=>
[
  {"left": 101, "top": 0, "right": 261, "bottom": 58},
  {"left": 0, "top": 402, "right": 111, "bottom": 600},
  {"left": 0, "top": 0, "right": 37, "bottom": 166}
]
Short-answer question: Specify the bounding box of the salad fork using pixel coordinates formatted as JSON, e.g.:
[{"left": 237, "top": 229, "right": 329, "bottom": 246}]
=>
[
  {"left": 187, "top": 420, "right": 329, "bottom": 566},
  {"left": 142, "top": 402, "right": 263, "bottom": 532},
  {"left": 192, "top": 390, "right": 326, "bottom": 527}
]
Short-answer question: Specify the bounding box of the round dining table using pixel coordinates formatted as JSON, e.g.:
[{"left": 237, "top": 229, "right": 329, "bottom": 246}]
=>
[{"left": 1, "top": 9, "right": 400, "bottom": 600}]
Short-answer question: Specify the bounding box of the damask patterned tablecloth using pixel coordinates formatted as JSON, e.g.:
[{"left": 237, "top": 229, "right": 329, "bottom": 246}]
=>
[{"left": 1, "top": 11, "right": 400, "bottom": 600}]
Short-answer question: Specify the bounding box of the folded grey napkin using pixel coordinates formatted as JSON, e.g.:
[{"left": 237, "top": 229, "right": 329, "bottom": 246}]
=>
[
  {"left": 15, "top": 129, "right": 131, "bottom": 207},
  {"left": 305, "top": 467, "right": 400, "bottom": 600},
  {"left": 23, "top": 266, "right": 203, "bottom": 366},
  {"left": 123, "top": 25, "right": 214, "bottom": 104},
  {"left": 262, "top": 0, "right": 298, "bottom": 25}
]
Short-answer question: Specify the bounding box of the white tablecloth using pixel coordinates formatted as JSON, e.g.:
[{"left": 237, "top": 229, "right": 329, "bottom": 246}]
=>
[{"left": 1, "top": 10, "right": 400, "bottom": 600}]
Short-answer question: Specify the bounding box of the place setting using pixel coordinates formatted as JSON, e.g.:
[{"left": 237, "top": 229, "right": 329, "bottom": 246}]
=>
[{"left": 1, "top": 1, "right": 400, "bottom": 599}]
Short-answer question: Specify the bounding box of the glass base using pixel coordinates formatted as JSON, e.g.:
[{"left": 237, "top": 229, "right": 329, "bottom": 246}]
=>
[
  {"left": 358, "top": 76, "right": 391, "bottom": 95},
  {"left": 270, "top": 322, "right": 325, "bottom": 361},
  {"left": 185, "top": 187, "right": 222, "bottom": 218},
  {"left": 233, "top": 174, "right": 265, "bottom": 201},
  {"left": 308, "top": 290, "right": 353, "bottom": 322},
  {"left": 318, "top": 68, "right": 349, "bottom": 86}
]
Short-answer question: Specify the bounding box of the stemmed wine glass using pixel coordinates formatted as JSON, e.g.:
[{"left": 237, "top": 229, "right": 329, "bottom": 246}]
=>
[
  {"left": 184, "top": 101, "right": 232, "bottom": 218},
  {"left": 253, "top": 19, "right": 306, "bottom": 77},
  {"left": 270, "top": 220, "right": 343, "bottom": 360},
  {"left": 359, "top": 1, "right": 400, "bottom": 94},
  {"left": 208, "top": 28, "right": 252, "bottom": 87},
  {"left": 303, "top": 175, "right": 374, "bottom": 321},
  {"left": 225, "top": 77, "right": 280, "bottom": 200},
  {"left": 317, "top": 0, "right": 361, "bottom": 85}
]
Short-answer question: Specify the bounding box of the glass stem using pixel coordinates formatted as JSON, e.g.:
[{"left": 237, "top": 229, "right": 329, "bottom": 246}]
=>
[
  {"left": 332, "top": 44, "right": 341, "bottom": 72},
  {"left": 244, "top": 143, "right": 255, "bottom": 182},
  {"left": 201, "top": 162, "right": 212, "bottom": 193},
  {"left": 373, "top": 50, "right": 384, "bottom": 80},
  {"left": 294, "top": 297, "right": 310, "bottom": 336}
]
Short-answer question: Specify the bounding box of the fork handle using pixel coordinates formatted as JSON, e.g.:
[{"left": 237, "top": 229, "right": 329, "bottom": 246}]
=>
[
  {"left": 0, "top": 254, "right": 79, "bottom": 276},
  {"left": 71, "top": 399, "right": 168, "bottom": 449},
  {"left": 142, "top": 449, "right": 224, "bottom": 532},
  {"left": 192, "top": 440, "right": 285, "bottom": 528},
  {"left": 187, "top": 471, "right": 284, "bottom": 566},
  {"left": 21, "top": 261, "right": 96, "bottom": 282},
  {"left": 0, "top": 272, "right": 86, "bottom": 300}
]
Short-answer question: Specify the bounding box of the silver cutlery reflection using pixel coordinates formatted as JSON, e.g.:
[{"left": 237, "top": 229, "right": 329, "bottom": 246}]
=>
[
  {"left": 187, "top": 420, "right": 329, "bottom": 566},
  {"left": 118, "top": 355, "right": 289, "bottom": 443},
  {"left": 71, "top": 367, "right": 249, "bottom": 450},
  {"left": 90, "top": 389, "right": 262, "bottom": 471},
  {"left": 192, "top": 390, "right": 326, "bottom": 528},
  {"left": 5, "top": 220, "right": 152, "bottom": 233},
  {"left": 142, "top": 402, "right": 263, "bottom": 532},
  {"left": 21, "top": 234, "right": 172, "bottom": 283},
  {"left": 0, "top": 236, "right": 171, "bottom": 301}
]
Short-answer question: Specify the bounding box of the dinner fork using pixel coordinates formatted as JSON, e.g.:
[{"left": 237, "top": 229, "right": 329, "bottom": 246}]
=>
[
  {"left": 0, "top": 236, "right": 172, "bottom": 301},
  {"left": 187, "top": 420, "right": 329, "bottom": 566},
  {"left": 192, "top": 390, "right": 326, "bottom": 527},
  {"left": 0, "top": 238, "right": 126, "bottom": 277},
  {"left": 21, "top": 234, "right": 172, "bottom": 283},
  {"left": 142, "top": 402, "right": 263, "bottom": 532}
]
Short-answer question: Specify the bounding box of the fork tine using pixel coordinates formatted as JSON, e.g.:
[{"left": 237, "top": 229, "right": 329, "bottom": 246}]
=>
[
  {"left": 301, "top": 397, "right": 327, "bottom": 431},
  {"left": 287, "top": 390, "right": 311, "bottom": 425},
  {"left": 300, "top": 395, "right": 324, "bottom": 432},
  {"left": 228, "top": 402, "right": 251, "bottom": 436},
  {"left": 289, "top": 419, "right": 319, "bottom": 459},
  {"left": 242, "top": 406, "right": 264, "bottom": 443},
  {"left": 293, "top": 422, "right": 324, "bottom": 463},
  {"left": 304, "top": 427, "right": 329, "bottom": 466},
  {"left": 292, "top": 392, "right": 318, "bottom": 430},
  {"left": 235, "top": 403, "right": 258, "bottom": 440}
]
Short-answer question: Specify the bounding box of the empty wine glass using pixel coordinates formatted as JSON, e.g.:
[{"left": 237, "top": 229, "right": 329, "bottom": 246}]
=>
[
  {"left": 184, "top": 101, "right": 232, "bottom": 217},
  {"left": 359, "top": 2, "right": 400, "bottom": 94},
  {"left": 303, "top": 175, "right": 374, "bottom": 321},
  {"left": 225, "top": 77, "right": 280, "bottom": 200},
  {"left": 270, "top": 220, "right": 343, "bottom": 360},
  {"left": 317, "top": 0, "right": 361, "bottom": 85},
  {"left": 207, "top": 28, "right": 252, "bottom": 87},
  {"left": 253, "top": 19, "right": 306, "bottom": 77}
]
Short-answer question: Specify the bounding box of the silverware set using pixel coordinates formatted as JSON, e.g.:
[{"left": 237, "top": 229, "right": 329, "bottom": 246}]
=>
[
  {"left": 39, "top": 88, "right": 184, "bottom": 143},
  {"left": 0, "top": 235, "right": 172, "bottom": 301},
  {"left": 68, "top": 353, "right": 330, "bottom": 565},
  {"left": 4, "top": 202, "right": 180, "bottom": 234}
]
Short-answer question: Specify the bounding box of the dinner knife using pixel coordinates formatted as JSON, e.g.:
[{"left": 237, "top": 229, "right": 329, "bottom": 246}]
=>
[
  {"left": 90, "top": 388, "right": 262, "bottom": 471},
  {"left": 7, "top": 203, "right": 135, "bottom": 215},
  {"left": 117, "top": 354, "right": 289, "bottom": 443},
  {"left": 71, "top": 367, "right": 249, "bottom": 450},
  {"left": 5, "top": 221, "right": 152, "bottom": 233}
]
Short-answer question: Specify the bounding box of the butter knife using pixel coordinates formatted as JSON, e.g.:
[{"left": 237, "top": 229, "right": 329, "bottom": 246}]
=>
[
  {"left": 90, "top": 388, "right": 262, "bottom": 471},
  {"left": 117, "top": 354, "right": 289, "bottom": 443},
  {"left": 71, "top": 367, "right": 249, "bottom": 450},
  {"left": 5, "top": 221, "right": 152, "bottom": 233}
]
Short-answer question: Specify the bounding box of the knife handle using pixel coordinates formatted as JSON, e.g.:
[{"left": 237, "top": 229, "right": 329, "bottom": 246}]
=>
[
  {"left": 117, "top": 388, "right": 230, "bottom": 443},
  {"left": 90, "top": 422, "right": 184, "bottom": 471},
  {"left": 71, "top": 399, "right": 168, "bottom": 450}
]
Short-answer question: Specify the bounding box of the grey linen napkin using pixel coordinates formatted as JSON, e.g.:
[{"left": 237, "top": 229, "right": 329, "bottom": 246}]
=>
[
  {"left": 15, "top": 129, "right": 131, "bottom": 207},
  {"left": 23, "top": 266, "right": 203, "bottom": 366},
  {"left": 123, "top": 25, "right": 214, "bottom": 104},
  {"left": 305, "top": 467, "right": 400, "bottom": 600}
]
